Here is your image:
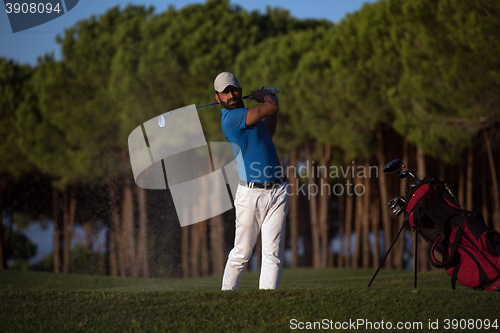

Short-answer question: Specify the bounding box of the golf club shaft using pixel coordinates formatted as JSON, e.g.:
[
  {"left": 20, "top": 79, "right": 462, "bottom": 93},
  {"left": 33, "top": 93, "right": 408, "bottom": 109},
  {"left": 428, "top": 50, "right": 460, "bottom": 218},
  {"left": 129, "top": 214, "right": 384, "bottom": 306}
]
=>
[
  {"left": 197, "top": 95, "right": 251, "bottom": 109},
  {"left": 408, "top": 171, "right": 421, "bottom": 182},
  {"left": 402, "top": 165, "right": 421, "bottom": 183}
]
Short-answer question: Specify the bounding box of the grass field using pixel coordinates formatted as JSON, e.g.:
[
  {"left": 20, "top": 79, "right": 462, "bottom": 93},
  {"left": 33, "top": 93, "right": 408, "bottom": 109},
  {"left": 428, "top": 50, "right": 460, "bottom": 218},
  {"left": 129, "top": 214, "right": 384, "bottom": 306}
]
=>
[{"left": 1, "top": 268, "right": 499, "bottom": 332}]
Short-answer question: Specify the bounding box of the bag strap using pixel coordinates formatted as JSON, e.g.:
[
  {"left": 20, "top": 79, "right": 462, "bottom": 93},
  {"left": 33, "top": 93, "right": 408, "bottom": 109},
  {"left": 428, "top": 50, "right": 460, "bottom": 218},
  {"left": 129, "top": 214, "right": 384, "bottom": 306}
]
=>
[
  {"left": 429, "top": 227, "right": 463, "bottom": 269},
  {"left": 430, "top": 236, "right": 453, "bottom": 268},
  {"left": 451, "top": 258, "right": 461, "bottom": 290}
]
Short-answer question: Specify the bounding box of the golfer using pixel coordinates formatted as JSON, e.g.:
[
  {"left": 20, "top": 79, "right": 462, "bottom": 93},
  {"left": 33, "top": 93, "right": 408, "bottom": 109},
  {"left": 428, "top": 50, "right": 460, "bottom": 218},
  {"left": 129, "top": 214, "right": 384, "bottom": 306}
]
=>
[{"left": 214, "top": 72, "right": 289, "bottom": 290}]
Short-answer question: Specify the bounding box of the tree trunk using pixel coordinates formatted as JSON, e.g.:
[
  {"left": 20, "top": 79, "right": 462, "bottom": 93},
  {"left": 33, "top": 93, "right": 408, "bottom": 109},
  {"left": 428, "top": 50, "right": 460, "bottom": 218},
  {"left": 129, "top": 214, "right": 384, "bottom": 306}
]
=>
[
  {"left": 394, "top": 137, "right": 408, "bottom": 270},
  {"left": 466, "top": 147, "right": 473, "bottom": 211},
  {"left": 191, "top": 224, "right": 200, "bottom": 277},
  {"left": 376, "top": 131, "right": 391, "bottom": 268},
  {"left": 361, "top": 161, "right": 371, "bottom": 268},
  {"left": 0, "top": 178, "right": 6, "bottom": 270},
  {"left": 439, "top": 158, "right": 446, "bottom": 181},
  {"left": 200, "top": 221, "right": 209, "bottom": 277},
  {"left": 182, "top": 225, "right": 190, "bottom": 278},
  {"left": 305, "top": 141, "right": 320, "bottom": 267},
  {"left": 190, "top": 177, "right": 209, "bottom": 277},
  {"left": 209, "top": 214, "right": 225, "bottom": 275},
  {"left": 484, "top": 132, "right": 500, "bottom": 231},
  {"left": 481, "top": 160, "right": 490, "bottom": 227},
  {"left": 52, "top": 188, "right": 61, "bottom": 273},
  {"left": 352, "top": 172, "right": 363, "bottom": 268},
  {"left": 69, "top": 186, "right": 77, "bottom": 264},
  {"left": 206, "top": 146, "right": 227, "bottom": 275},
  {"left": 318, "top": 143, "right": 331, "bottom": 268},
  {"left": 108, "top": 181, "right": 120, "bottom": 277},
  {"left": 416, "top": 146, "right": 426, "bottom": 180},
  {"left": 338, "top": 191, "right": 345, "bottom": 268},
  {"left": 62, "top": 188, "right": 69, "bottom": 272},
  {"left": 458, "top": 160, "right": 465, "bottom": 208},
  {"left": 136, "top": 186, "right": 149, "bottom": 278},
  {"left": 370, "top": 179, "right": 380, "bottom": 268},
  {"left": 345, "top": 172, "right": 353, "bottom": 268},
  {"left": 288, "top": 148, "right": 299, "bottom": 268},
  {"left": 122, "top": 174, "right": 136, "bottom": 277},
  {"left": 190, "top": 221, "right": 209, "bottom": 277},
  {"left": 63, "top": 185, "right": 77, "bottom": 274},
  {"left": 416, "top": 147, "right": 429, "bottom": 272}
]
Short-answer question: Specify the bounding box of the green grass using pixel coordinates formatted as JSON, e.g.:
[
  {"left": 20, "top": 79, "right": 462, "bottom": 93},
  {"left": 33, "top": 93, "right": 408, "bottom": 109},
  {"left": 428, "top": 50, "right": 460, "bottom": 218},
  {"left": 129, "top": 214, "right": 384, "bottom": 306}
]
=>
[{"left": 1, "top": 268, "right": 499, "bottom": 332}]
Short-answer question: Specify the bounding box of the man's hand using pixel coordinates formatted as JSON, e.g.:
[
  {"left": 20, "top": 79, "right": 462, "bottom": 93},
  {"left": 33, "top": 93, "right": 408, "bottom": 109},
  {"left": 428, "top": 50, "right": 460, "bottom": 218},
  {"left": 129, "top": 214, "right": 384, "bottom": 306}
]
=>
[
  {"left": 249, "top": 87, "right": 280, "bottom": 103},
  {"left": 245, "top": 87, "right": 280, "bottom": 128}
]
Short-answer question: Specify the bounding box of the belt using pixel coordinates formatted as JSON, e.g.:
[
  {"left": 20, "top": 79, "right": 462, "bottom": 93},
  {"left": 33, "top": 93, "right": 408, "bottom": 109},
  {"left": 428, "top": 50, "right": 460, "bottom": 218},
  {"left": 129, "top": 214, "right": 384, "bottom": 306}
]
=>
[{"left": 239, "top": 177, "right": 286, "bottom": 190}]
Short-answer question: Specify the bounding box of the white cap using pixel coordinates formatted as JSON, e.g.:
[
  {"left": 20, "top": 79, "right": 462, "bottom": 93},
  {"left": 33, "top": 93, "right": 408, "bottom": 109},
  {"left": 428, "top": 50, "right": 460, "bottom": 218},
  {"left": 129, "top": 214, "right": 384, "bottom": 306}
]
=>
[{"left": 214, "top": 72, "right": 239, "bottom": 92}]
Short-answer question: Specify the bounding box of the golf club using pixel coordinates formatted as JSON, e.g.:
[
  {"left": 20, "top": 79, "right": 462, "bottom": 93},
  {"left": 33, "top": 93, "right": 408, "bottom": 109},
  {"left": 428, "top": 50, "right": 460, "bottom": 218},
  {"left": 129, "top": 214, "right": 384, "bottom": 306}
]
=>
[
  {"left": 398, "top": 170, "right": 410, "bottom": 179},
  {"left": 383, "top": 159, "right": 420, "bottom": 182},
  {"left": 388, "top": 196, "right": 406, "bottom": 216},
  {"left": 398, "top": 170, "right": 420, "bottom": 182},
  {"left": 196, "top": 94, "right": 252, "bottom": 109},
  {"left": 158, "top": 88, "right": 279, "bottom": 127},
  {"left": 197, "top": 86, "right": 279, "bottom": 109},
  {"left": 405, "top": 183, "right": 417, "bottom": 194},
  {"left": 388, "top": 196, "right": 405, "bottom": 209},
  {"left": 383, "top": 159, "right": 404, "bottom": 174},
  {"left": 157, "top": 94, "right": 252, "bottom": 127},
  {"left": 391, "top": 207, "right": 404, "bottom": 216}
]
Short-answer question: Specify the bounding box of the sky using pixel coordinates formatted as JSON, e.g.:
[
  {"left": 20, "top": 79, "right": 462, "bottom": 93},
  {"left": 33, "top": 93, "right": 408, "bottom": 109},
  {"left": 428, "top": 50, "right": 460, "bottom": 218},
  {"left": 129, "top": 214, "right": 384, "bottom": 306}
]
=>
[
  {"left": 1, "top": 0, "right": 378, "bottom": 264},
  {"left": 1, "top": 0, "right": 378, "bottom": 65}
]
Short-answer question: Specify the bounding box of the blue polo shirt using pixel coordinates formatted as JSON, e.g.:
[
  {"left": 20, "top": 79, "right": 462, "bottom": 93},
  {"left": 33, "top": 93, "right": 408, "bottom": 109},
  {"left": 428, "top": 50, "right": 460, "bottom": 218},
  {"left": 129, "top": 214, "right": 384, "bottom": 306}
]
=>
[{"left": 221, "top": 107, "right": 283, "bottom": 183}]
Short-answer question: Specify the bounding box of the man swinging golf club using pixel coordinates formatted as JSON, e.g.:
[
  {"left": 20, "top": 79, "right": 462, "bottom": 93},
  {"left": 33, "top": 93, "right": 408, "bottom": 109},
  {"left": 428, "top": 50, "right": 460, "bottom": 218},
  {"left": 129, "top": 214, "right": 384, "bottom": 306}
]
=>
[{"left": 214, "top": 72, "right": 289, "bottom": 290}]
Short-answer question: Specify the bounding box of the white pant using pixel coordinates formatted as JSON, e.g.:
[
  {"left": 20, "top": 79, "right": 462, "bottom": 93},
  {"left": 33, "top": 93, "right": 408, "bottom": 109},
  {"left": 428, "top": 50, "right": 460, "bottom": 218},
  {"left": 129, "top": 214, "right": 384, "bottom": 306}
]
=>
[{"left": 222, "top": 182, "right": 289, "bottom": 290}]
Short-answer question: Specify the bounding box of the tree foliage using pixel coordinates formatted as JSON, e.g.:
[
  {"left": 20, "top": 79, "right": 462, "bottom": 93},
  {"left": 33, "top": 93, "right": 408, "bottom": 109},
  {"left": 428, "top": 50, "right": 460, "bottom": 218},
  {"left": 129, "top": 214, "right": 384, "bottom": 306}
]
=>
[
  {"left": 0, "top": 59, "right": 33, "bottom": 179},
  {"left": 389, "top": 0, "right": 500, "bottom": 163}
]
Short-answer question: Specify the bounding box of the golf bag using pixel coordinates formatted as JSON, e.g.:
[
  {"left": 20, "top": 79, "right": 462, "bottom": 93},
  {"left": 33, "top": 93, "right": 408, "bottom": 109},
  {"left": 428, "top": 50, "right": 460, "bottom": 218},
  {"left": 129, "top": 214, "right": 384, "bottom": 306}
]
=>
[{"left": 404, "top": 176, "right": 500, "bottom": 291}]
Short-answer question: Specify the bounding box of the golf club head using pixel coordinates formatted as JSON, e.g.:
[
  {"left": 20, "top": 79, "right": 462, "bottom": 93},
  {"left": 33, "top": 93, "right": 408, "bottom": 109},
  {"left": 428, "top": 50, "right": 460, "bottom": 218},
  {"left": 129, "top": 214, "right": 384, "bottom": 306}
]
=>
[
  {"left": 388, "top": 197, "right": 399, "bottom": 209},
  {"left": 387, "top": 196, "right": 406, "bottom": 209},
  {"left": 405, "top": 183, "right": 417, "bottom": 194},
  {"left": 398, "top": 171, "right": 410, "bottom": 180},
  {"left": 383, "top": 159, "right": 404, "bottom": 174},
  {"left": 388, "top": 196, "right": 405, "bottom": 216},
  {"left": 391, "top": 207, "right": 404, "bottom": 216}
]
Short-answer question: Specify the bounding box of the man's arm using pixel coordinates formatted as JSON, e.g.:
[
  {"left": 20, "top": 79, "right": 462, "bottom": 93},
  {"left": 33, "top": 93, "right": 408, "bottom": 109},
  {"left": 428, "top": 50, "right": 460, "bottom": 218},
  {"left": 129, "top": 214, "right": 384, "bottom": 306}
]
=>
[
  {"left": 263, "top": 96, "right": 278, "bottom": 137},
  {"left": 245, "top": 89, "right": 279, "bottom": 130}
]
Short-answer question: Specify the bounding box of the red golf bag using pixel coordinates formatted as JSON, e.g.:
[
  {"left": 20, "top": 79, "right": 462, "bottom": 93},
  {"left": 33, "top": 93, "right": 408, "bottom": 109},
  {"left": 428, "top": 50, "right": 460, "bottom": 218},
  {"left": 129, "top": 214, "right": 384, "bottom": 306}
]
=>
[{"left": 404, "top": 176, "right": 500, "bottom": 291}]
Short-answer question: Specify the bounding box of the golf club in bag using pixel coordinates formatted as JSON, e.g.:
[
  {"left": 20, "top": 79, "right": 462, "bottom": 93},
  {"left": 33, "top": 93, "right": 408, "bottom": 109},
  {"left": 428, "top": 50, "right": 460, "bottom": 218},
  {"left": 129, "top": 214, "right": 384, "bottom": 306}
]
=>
[{"left": 368, "top": 159, "right": 500, "bottom": 291}]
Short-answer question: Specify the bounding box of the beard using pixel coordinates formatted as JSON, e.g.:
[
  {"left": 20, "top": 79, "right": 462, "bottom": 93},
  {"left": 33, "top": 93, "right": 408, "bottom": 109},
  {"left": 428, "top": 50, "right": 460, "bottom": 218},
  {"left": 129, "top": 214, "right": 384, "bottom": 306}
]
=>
[{"left": 220, "top": 96, "right": 245, "bottom": 110}]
